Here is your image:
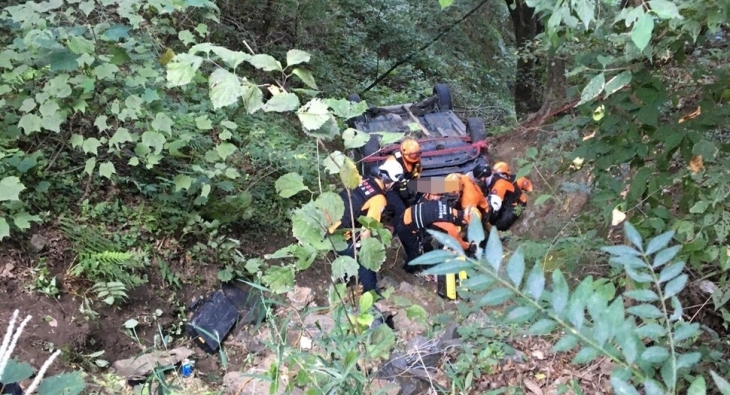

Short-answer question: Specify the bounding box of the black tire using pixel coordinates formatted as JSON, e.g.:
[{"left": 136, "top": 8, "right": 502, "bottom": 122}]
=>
[
  {"left": 467, "top": 117, "right": 487, "bottom": 142},
  {"left": 360, "top": 135, "right": 381, "bottom": 176},
  {"left": 433, "top": 84, "right": 453, "bottom": 111}
]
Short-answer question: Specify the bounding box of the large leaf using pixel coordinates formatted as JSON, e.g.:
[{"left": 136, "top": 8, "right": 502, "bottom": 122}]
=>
[
  {"left": 263, "top": 93, "right": 300, "bottom": 112},
  {"left": 1, "top": 359, "right": 35, "bottom": 383},
  {"left": 648, "top": 0, "right": 682, "bottom": 19},
  {"left": 342, "top": 128, "right": 370, "bottom": 149},
  {"left": 297, "top": 99, "right": 331, "bottom": 130},
  {"left": 646, "top": 230, "right": 675, "bottom": 255},
  {"left": 484, "top": 226, "right": 502, "bottom": 270},
  {"left": 286, "top": 49, "right": 311, "bottom": 67},
  {"left": 314, "top": 191, "right": 345, "bottom": 229},
  {"left": 577, "top": 72, "right": 605, "bottom": 105},
  {"left": 524, "top": 263, "right": 545, "bottom": 300},
  {"left": 0, "top": 177, "right": 26, "bottom": 201},
  {"left": 604, "top": 71, "right": 632, "bottom": 98},
  {"left": 479, "top": 288, "right": 514, "bottom": 306},
  {"left": 663, "top": 273, "right": 688, "bottom": 299},
  {"left": 358, "top": 237, "right": 385, "bottom": 272},
  {"left": 36, "top": 372, "right": 86, "bottom": 395},
  {"left": 331, "top": 255, "right": 358, "bottom": 280},
  {"left": 422, "top": 258, "right": 472, "bottom": 275},
  {"left": 611, "top": 376, "right": 640, "bottom": 395},
  {"left": 247, "top": 54, "right": 282, "bottom": 71},
  {"left": 209, "top": 68, "right": 241, "bottom": 109},
  {"left": 275, "top": 172, "right": 307, "bottom": 198},
  {"left": 506, "top": 247, "right": 525, "bottom": 288},
  {"left": 631, "top": 12, "right": 654, "bottom": 51},
  {"left": 551, "top": 269, "right": 569, "bottom": 314},
  {"left": 292, "top": 68, "right": 317, "bottom": 89}
]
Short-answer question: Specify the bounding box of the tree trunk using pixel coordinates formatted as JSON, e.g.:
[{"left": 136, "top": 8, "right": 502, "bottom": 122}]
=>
[
  {"left": 505, "top": 0, "right": 544, "bottom": 116},
  {"left": 534, "top": 55, "right": 567, "bottom": 119}
]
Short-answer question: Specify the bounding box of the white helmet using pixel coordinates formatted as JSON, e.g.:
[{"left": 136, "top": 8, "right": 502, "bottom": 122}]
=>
[{"left": 378, "top": 160, "right": 404, "bottom": 183}]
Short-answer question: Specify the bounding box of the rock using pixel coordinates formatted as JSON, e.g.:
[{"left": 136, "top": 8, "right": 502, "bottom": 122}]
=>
[
  {"left": 111, "top": 347, "right": 195, "bottom": 380},
  {"left": 302, "top": 313, "right": 336, "bottom": 335},
  {"left": 222, "top": 353, "right": 303, "bottom": 395},
  {"left": 367, "top": 378, "right": 402, "bottom": 395},
  {"left": 30, "top": 234, "right": 48, "bottom": 253},
  {"left": 287, "top": 286, "right": 314, "bottom": 309}
]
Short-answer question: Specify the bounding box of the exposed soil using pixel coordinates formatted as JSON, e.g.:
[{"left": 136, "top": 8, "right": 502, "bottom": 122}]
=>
[{"left": 0, "top": 129, "right": 580, "bottom": 393}]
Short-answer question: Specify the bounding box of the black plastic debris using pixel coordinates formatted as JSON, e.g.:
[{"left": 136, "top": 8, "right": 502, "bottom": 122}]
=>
[
  {"left": 220, "top": 283, "right": 266, "bottom": 327},
  {"left": 0, "top": 382, "right": 24, "bottom": 395},
  {"left": 186, "top": 290, "right": 239, "bottom": 354}
]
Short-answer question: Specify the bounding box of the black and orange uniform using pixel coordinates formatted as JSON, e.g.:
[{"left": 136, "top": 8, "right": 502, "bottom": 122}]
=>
[
  {"left": 384, "top": 138, "right": 422, "bottom": 226},
  {"left": 486, "top": 164, "right": 533, "bottom": 231},
  {"left": 329, "top": 176, "right": 388, "bottom": 292},
  {"left": 395, "top": 199, "right": 473, "bottom": 273}
]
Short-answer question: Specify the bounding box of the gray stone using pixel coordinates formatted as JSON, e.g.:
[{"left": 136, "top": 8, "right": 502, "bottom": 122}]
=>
[
  {"left": 30, "top": 234, "right": 48, "bottom": 253},
  {"left": 111, "top": 347, "right": 194, "bottom": 380}
]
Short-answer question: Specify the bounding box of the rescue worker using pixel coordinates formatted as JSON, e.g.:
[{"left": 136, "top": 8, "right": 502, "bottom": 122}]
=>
[
  {"left": 396, "top": 192, "right": 477, "bottom": 273},
  {"left": 328, "top": 160, "right": 405, "bottom": 294},
  {"left": 444, "top": 172, "right": 491, "bottom": 226},
  {"left": 382, "top": 138, "right": 422, "bottom": 228},
  {"left": 477, "top": 161, "right": 534, "bottom": 232}
]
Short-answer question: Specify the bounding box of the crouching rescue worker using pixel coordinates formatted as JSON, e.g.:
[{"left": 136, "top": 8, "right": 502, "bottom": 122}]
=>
[
  {"left": 383, "top": 138, "right": 422, "bottom": 229},
  {"left": 328, "top": 160, "right": 405, "bottom": 295},
  {"left": 396, "top": 192, "right": 476, "bottom": 274},
  {"left": 474, "top": 161, "right": 533, "bottom": 232},
  {"left": 443, "top": 172, "right": 491, "bottom": 239}
]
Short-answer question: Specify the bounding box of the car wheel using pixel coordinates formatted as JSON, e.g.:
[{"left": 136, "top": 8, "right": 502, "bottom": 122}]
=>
[
  {"left": 467, "top": 117, "right": 487, "bottom": 142},
  {"left": 433, "top": 84, "right": 453, "bottom": 111},
  {"left": 346, "top": 93, "right": 366, "bottom": 128}
]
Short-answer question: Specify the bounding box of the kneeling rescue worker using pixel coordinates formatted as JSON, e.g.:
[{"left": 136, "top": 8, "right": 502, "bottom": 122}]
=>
[
  {"left": 382, "top": 138, "right": 422, "bottom": 228},
  {"left": 328, "top": 159, "right": 405, "bottom": 295},
  {"left": 473, "top": 161, "right": 533, "bottom": 232},
  {"left": 396, "top": 190, "right": 477, "bottom": 274}
]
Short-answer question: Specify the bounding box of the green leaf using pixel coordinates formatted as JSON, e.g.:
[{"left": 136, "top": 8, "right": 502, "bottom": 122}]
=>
[
  {"left": 687, "top": 376, "right": 706, "bottom": 395},
  {"left": 209, "top": 68, "right": 241, "bottom": 109},
  {"left": 195, "top": 115, "right": 213, "bottom": 130},
  {"left": 141, "top": 131, "right": 166, "bottom": 154},
  {"left": 13, "top": 211, "right": 41, "bottom": 230},
  {"left": 241, "top": 85, "right": 264, "bottom": 114},
  {"left": 642, "top": 346, "right": 670, "bottom": 363},
  {"left": 654, "top": 246, "right": 681, "bottom": 269},
  {"left": 98, "top": 162, "right": 116, "bottom": 179},
  {"left": 151, "top": 113, "right": 174, "bottom": 134},
  {"left": 358, "top": 237, "right": 385, "bottom": 272},
  {"left": 206, "top": 46, "right": 250, "bottom": 69},
  {"left": 648, "top": 0, "right": 682, "bottom": 19},
  {"left": 506, "top": 247, "right": 525, "bottom": 287},
  {"left": 624, "top": 289, "right": 658, "bottom": 302},
  {"left": 19, "top": 98, "right": 37, "bottom": 112},
  {"left": 50, "top": 49, "right": 80, "bottom": 71},
  {"left": 79, "top": 0, "right": 95, "bottom": 15},
  {"left": 528, "top": 318, "right": 557, "bottom": 335},
  {"left": 298, "top": 99, "right": 331, "bottom": 130},
  {"left": 611, "top": 376, "right": 640, "bottom": 395},
  {"left": 286, "top": 49, "right": 311, "bottom": 67},
  {"left": 422, "top": 258, "right": 472, "bottom": 275},
  {"left": 663, "top": 273, "right": 688, "bottom": 299},
  {"left": 504, "top": 305, "right": 536, "bottom": 323},
  {"left": 617, "top": 322, "right": 640, "bottom": 363},
  {"left": 1, "top": 358, "right": 35, "bottom": 383},
  {"left": 602, "top": 245, "right": 641, "bottom": 257},
  {"left": 439, "top": 0, "right": 454, "bottom": 8},
  {"left": 405, "top": 305, "right": 428, "bottom": 321},
  {"left": 604, "top": 71, "right": 632, "bottom": 98},
  {"left": 0, "top": 217, "right": 9, "bottom": 240},
  {"left": 673, "top": 321, "right": 700, "bottom": 342},
  {"left": 101, "top": 24, "right": 131, "bottom": 42},
  {"left": 525, "top": 262, "right": 545, "bottom": 300},
  {"left": 627, "top": 166, "right": 652, "bottom": 204},
  {"left": 81, "top": 137, "right": 101, "bottom": 155},
  {"left": 408, "top": 250, "right": 458, "bottom": 266},
  {"left": 339, "top": 156, "right": 360, "bottom": 189},
  {"left": 221, "top": 120, "right": 237, "bottom": 130},
  {"left": 275, "top": 172, "right": 307, "bottom": 198},
  {"left": 67, "top": 35, "right": 95, "bottom": 55},
  {"left": 574, "top": 0, "right": 596, "bottom": 30},
  {"left": 426, "top": 229, "right": 465, "bottom": 256},
  {"left": 93, "top": 63, "right": 119, "bottom": 80},
  {"left": 533, "top": 194, "right": 551, "bottom": 206},
  {"left": 342, "top": 128, "right": 370, "bottom": 149},
  {"left": 0, "top": 177, "right": 26, "bottom": 202},
  {"left": 552, "top": 334, "right": 579, "bottom": 352},
  {"left": 467, "top": 214, "right": 485, "bottom": 245},
  {"left": 550, "top": 269, "right": 569, "bottom": 314},
  {"left": 173, "top": 174, "right": 193, "bottom": 191},
  {"left": 247, "top": 54, "right": 282, "bottom": 71},
  {"left": 646, "top": 231, "right": 676, "bottom": 255},
  {"left": 631, "top": 12, "right": 654, "bottom": 51},
  {"left": 216, "top": 142, "right": 237, "bottom": 160},
  {"left": 263, "top": 93, "right": 300, "bottom": 112},
  {"left": 178, "top": 30, "right": 195, "bottom": 45},
  {"left": 485, "top": 227, "right": 502, "bottom": 270},
  {"left": 572, "top": 346, "right": 600, "bottom": 364},
  {"left": 359, "top": 291, "right": 374, "bottom": 313},
  {"left": 627, "top": 304, "right": 663, "bottom": 319},
  {"left": 710, "top": 371, "right": 730, "bottom": 395},
  {"left": 635, "top": 323, "right": 665, "bottom": 340},
  {"left": 94, "top": 115, "right": 109, "bottom": 132},
  {"left": 578, "top": 72, "right": 605, "bottom": 106},
  {"left": 459, "top": 274, "right": 494, "bottom": 291},
  {"left": 693, "top": 140, "right": 717, "bottom": 162},
  {"left": 643, "top": 379, "right": 665, "bottom": 395},
  {"left": 292, "top": 68, "right": 317, "bottom": 89},
  {"left": 36, "top": 371, "right": 86, "bottom": 395},
  {"left": 18, "top": 113, "right": 42, "bottom": 134},
  {"left": 331, "top": 255, "right": 359, "bottom": 280},
  {"left": 479, "top": 288, "right": 514, "bottom": 306},
  {"left": 325, "top": 98, "right": 368, "bottom": 120},
  {"left": 84, "top": 157, "right": 96, "bottom": 175},
  {"left": 166, "top": 54, "right": 203, "bottom": 87},
  {"left": 314, "top": 191, "right": 345, "bottom": 229},
  {"left": 689, "top": 201, "right": 709, "bottom": 214},
  {"left": 109, "top": 128, "right": 134, "bottom": 148},
  {"left": 677, "top": 352, "right": 702, "bottom": 370},
  {"left": 624, "top": 221, "right": 643, "bottom": 251}
]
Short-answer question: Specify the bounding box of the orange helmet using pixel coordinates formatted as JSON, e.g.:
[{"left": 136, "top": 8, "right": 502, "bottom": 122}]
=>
[
  {"left": 516, "top": 177, "right": 533, "bottom": 192},
  {"left": 492, "top": 161, "right": 511, "bottom": 175},
  {"left": 400, "top": 138, "right": 422, "bottom": 164}
]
